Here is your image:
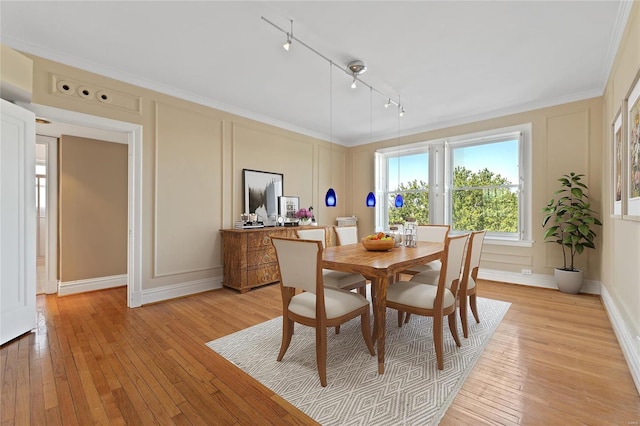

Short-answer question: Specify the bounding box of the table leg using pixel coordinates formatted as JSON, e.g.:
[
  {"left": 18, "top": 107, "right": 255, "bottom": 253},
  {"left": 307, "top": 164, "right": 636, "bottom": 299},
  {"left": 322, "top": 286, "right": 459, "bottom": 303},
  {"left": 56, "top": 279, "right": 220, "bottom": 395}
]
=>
[{"left": 373, "top": 275, "right": 388, "bottom": 374}]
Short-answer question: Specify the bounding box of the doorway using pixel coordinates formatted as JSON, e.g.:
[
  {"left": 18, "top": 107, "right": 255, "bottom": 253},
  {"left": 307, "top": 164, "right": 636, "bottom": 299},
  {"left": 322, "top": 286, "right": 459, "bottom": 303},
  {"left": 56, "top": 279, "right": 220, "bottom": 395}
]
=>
[
  {"left": 35, "top": 135, "right": 58, "bottom": 294},
  {"left": 25, "top": 103, "right": 143, "bottom": 307}
]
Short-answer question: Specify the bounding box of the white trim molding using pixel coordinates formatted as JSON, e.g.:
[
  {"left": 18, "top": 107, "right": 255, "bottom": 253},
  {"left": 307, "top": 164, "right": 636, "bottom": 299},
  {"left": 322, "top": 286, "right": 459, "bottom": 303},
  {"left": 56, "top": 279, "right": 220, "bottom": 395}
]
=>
[
  {"left": 141, "top": 277, "right": 223, "bottom": 306},
  {"left": 601, "top": 285, "right": 640, "bottom": 395},
  {"left": 58, "top": 274, "right": 127, "bottom": 296},
  {"left": 478, "top": 269, "right": 601, "bottom": 295}
]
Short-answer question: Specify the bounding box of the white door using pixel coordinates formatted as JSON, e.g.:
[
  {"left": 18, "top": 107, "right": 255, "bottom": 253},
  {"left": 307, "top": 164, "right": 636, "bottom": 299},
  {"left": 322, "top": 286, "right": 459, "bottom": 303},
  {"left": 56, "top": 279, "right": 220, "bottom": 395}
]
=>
[{"left": 1, "top": 99, "right": 36, "bottom": 345}]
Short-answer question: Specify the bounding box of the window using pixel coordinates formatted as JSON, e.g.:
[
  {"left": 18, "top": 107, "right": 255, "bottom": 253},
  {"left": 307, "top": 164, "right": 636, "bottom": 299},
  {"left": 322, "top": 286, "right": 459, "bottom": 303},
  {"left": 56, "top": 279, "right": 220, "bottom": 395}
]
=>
[{"left": 375, "top": 124, "right": 532, "bottom": 244}]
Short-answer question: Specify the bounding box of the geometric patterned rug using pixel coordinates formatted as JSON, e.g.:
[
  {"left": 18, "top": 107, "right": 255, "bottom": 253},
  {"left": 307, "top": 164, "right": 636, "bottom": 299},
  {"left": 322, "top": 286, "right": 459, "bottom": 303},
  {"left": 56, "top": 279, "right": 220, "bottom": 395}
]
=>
[{"left": 207, "top": 297, "right": 510, "bottom": 426}]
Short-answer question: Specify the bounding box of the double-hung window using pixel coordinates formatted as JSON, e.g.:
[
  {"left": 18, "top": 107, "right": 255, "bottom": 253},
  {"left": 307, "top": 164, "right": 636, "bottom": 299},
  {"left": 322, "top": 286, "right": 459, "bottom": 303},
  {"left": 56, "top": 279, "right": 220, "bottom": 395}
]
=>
[{"left": 375, "top": 123, "right": 532, "bottom": 244}]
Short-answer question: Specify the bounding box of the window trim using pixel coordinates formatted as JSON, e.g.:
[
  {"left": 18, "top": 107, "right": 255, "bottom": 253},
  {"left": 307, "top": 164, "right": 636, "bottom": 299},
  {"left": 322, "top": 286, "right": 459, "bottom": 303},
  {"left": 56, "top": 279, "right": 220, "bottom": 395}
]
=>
[{"left": 375, "top": 123, "right": 533, "bottom": 245}]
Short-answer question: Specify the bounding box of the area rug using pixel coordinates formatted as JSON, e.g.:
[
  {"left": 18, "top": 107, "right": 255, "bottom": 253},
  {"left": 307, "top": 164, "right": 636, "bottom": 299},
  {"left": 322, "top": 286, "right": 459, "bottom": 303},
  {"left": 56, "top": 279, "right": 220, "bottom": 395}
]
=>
[{"left": 207, "top": 297, "right": 510, "bottom": 426}]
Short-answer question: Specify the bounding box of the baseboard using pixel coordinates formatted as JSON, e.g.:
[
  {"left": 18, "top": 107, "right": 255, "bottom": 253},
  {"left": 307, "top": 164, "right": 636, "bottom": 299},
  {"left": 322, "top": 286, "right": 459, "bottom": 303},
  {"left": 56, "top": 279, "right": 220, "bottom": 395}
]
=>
[
  {"left": 478, "top": 269, "right": 601, "bottom": 295},
  {"left": 601, "top": 285, "right": 640, "bottom": 395},
  {"left": 141, "top": 276, "right": 223, "bottom": 305},
  {"left": 58, "top": 274, "right": 127, "bottom": 296}
]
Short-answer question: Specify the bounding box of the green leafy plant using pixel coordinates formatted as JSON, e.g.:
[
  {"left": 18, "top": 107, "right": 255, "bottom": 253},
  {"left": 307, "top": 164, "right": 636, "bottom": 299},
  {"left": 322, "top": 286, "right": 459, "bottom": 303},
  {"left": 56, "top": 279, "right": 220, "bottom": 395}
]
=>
[{"left": 541, "top": 172, "right": 602, "bottom": 271}]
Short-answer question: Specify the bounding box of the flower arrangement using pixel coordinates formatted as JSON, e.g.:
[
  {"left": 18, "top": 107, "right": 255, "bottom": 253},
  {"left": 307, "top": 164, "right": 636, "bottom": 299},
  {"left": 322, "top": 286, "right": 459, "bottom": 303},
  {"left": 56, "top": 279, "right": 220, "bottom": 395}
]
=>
[{"left": 295, "top": 207, "right": 313, "bottom": 219}]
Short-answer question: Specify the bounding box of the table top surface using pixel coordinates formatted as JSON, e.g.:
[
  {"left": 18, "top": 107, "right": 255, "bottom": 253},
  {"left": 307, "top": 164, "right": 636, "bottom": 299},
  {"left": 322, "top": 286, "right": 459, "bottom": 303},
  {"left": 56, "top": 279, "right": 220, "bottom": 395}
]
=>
[{"left": 322, "top": 241, "right": 444, "bottom": 277}]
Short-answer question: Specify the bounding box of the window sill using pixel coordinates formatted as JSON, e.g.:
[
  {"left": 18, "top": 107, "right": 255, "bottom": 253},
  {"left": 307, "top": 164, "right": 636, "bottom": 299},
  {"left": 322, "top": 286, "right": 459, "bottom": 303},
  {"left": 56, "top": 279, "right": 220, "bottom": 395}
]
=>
[{"left": 485, "top": 238, "right": 534, "bottom": 248}]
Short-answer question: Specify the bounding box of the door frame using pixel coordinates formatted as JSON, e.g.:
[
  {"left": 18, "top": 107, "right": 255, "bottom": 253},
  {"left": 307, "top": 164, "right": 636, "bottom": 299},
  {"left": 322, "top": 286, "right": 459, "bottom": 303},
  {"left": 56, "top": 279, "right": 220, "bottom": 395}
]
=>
[
  {"left": 36, "top": 135, "right": 58, "bottom": 294},
  {"left": 24, "top": 103, "right": 143, "bottom": 308}
]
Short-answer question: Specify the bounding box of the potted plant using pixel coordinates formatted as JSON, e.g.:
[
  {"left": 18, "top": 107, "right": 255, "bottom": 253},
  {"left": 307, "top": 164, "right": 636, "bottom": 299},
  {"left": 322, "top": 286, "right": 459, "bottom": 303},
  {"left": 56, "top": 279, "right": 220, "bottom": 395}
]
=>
[{"left": 541, "top": 172, "right": 602, "bottom": 293}]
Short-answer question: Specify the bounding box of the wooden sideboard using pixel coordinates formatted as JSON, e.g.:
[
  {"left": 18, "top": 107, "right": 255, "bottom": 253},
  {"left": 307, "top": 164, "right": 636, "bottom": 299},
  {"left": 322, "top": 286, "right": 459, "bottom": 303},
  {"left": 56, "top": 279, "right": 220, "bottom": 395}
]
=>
[{"left": 220, "top": 226, "right": 332, "bottom": 293}]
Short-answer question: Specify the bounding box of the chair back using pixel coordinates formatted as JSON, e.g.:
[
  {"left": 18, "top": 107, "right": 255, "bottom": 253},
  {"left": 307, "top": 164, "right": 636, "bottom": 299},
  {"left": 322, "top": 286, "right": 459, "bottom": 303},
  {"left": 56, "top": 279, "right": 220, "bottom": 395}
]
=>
[
  {"left": 334, "top": 226, "right": 358, "bottom": 245},
  {"left": 438, "top": 233, "right": 468, "bottom": 295},
  {"left": 271, "top": 237, "right": 323, "bottom": 295},
  {"left": 416, "top": 224, "right": 450, "bottom": 243},
  {"left": 295, "top": 228, "right": 327, "bottom": 248},
  {"left": 461, "top": 230, "right": 486, "bottom": 289}
]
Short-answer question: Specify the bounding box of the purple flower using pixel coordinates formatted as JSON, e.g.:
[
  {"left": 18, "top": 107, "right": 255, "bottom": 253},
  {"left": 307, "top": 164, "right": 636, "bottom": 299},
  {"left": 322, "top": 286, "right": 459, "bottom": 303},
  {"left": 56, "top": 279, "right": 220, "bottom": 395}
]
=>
[{"left": 295, "top": 208, "right": 312, "bottom": 219}]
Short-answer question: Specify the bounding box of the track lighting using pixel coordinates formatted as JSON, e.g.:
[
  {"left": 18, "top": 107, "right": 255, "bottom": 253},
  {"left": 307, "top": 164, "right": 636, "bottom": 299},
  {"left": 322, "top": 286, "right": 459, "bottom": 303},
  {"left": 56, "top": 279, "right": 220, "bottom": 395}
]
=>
[
  {"left": 282, "top": 19, "right": 293, "bottom": 51},
  {"left": 347, "top": 60, "right": 366, "bottom": 90},
  {"left": 399, "top": 106, "right": 405, "bottom": 116},
  {"left": 384, "top": 99, "right": 392, "bottom": 109}
]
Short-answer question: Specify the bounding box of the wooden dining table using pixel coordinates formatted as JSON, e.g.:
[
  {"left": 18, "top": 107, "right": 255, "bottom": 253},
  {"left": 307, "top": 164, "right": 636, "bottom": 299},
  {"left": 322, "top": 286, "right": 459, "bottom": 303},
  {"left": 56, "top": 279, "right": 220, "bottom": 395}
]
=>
[{"left": 322, "top": 240, "right": 444, "bottom": 374}]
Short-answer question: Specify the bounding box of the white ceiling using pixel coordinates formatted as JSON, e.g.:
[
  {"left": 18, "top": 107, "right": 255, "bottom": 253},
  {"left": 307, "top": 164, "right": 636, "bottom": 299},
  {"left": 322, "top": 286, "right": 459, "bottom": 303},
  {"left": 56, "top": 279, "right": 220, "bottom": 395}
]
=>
[{"left": 1, "top": 1, "right": 631, "bottom": 146}]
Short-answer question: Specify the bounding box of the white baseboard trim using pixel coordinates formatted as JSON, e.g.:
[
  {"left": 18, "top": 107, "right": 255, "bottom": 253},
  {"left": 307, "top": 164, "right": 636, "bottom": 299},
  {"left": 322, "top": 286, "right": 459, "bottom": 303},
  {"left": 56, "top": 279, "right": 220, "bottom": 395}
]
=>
[
  {"left": 141, "top": 276, "right": 223, "bottom": 305},
  {"left": 478, "top": 269, "right": 601, "bottom": 295},
  {"left": 58, "top": 274, "right": 127, "bottom": 296},
  {"left": 601, "top": 285, "right": 640, "bottom": 395}
]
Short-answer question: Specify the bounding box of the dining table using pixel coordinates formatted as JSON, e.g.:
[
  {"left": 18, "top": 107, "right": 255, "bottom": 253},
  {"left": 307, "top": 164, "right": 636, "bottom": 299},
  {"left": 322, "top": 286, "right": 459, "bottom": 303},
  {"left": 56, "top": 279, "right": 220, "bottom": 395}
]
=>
[{"left": 322, "top": 240, "right": 444, "bottom": 374}]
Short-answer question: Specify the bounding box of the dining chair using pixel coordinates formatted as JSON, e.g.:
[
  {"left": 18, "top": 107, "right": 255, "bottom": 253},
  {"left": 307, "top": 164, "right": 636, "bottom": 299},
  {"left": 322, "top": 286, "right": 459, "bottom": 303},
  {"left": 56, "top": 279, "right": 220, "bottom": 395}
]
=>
[
  {"left": 270, "top": 237, "right": 375, "bottom": 387},
  {"left": 397, "top": 224, "right": 450, "bottom": 279},
  {"left": 386, "top": 233, "right": 469, "bottom": 370},
  {"left": 410, "top": 230, "right": 486, "bottom": 338},
  {"left": 458, "top": 230, "right": 486, "bottom": 338},
  {"left": 296, "top": 227, "right": 367, "bottom": 296}
]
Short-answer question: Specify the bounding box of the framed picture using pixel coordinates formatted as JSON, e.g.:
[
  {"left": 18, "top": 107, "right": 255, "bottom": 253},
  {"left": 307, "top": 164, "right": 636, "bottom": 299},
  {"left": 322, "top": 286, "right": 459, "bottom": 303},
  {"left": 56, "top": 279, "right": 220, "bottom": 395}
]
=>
[
  {"left": 243, "top": 169, "right": 283, "bottom": 220},
  {"left": 612, "top": 109, "right": 623, "bottom": 218},
  {"left": 625, "top": 68, "right": 640, "bottom": 221},
  {"left": 278, "top": 196, "right": 299, "bottom": 220}
]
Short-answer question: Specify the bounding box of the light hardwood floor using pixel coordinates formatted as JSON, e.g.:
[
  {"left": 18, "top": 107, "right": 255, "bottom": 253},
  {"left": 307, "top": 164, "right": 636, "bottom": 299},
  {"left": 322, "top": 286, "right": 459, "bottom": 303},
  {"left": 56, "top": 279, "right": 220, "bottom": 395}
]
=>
[{"left": 1, "top": 280, "right": 639, "bottom": 425}]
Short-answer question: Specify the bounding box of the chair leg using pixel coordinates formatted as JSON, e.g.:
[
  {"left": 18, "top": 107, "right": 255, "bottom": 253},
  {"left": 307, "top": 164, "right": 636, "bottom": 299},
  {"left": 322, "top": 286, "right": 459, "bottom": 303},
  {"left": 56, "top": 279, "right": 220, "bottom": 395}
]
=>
[
  {"left": 397, "top": 310, "right": 404, "bottom": 327},
  {"left": 358, "top": 285, "right": 367, "bottom": 297},
  {"left": 447, "top": 312, "right": 461, "bottom": 347},
  {"left": 360, "top": 310, "right": 375, "bottom": 356},
  {"left": 316, "top": 326, "right": 327, "bottom": 387},
  {"left": 433, "top": 314, "right": 444, "bottom": 370},
  {"left": 460, "top": 293, "right": 469, "bottom": 339},
  {"left": 277, "top": 317, "right": 294, "bottom": 361},
  {"left": 404, "top": 313, "right": 412, "bottom": 324},
  {"left": 470, "top": 293, "right": 480, "bottom": 323},
  {"left": 335, "top": 325, "right": 340, "bottom": 334}
]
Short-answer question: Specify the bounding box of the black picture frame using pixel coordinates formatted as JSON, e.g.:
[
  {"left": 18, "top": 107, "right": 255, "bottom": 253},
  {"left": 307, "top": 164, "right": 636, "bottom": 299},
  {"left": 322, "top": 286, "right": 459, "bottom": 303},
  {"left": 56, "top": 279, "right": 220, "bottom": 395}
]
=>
[{"left": 243, "top": 169, "right": 283, "bottom": 220}]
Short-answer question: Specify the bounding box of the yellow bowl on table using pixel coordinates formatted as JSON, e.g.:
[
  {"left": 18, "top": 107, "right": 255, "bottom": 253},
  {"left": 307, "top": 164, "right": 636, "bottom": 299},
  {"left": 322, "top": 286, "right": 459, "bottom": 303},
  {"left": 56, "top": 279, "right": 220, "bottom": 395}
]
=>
[{"left": 361, "top": 237, "right": 395, "bottom": 251}]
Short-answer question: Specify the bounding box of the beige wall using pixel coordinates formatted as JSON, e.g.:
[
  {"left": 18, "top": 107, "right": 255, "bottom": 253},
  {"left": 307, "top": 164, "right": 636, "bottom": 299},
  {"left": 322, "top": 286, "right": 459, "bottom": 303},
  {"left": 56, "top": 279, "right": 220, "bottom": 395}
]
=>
[
  {"left": 59, "top": 135, "right": 127, "bottom": 282},
  {"left": 602, "top": 3, "right": 640, "bottom": 342},
  {"left": 26, "top": 54, "right": 349, "bottom": 291},
  {"left": 350, "top": 97, "right": 603, "bottom": 279}
]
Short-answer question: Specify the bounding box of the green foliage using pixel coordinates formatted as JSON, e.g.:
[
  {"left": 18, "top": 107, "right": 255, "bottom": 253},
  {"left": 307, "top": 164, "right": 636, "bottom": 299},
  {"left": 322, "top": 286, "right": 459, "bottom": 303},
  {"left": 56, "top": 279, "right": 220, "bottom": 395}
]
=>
[
  {"left": 452, "top": 167, "right": 517, "bottom": 232},
  {"left": 387, "top": 167, "right": 519, "bottom": 233},
  {"left": 541, "top": 172, "right": 602, "bottom": 271}
]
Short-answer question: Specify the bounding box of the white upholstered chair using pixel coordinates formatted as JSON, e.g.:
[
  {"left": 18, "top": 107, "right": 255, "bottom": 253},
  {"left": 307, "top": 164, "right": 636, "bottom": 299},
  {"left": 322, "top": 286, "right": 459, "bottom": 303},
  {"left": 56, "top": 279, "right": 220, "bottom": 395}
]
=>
[
  {"left": 386, "top": 233, "right": 468, "bottom": 370},
  {"left": 399, "top": 224, "right": 450, "bottom": 277},
  {"left": 458, "top": 230, "right": 486, "bottom": 338},
  {"left": 334, "top": 225, "right": 359, "bottom": 245},
  {"left": 271, "top": 237, "right": 375, "bottom": 387},
  {"left": 410, "top": 230, "right": 486, "bottom": 338},
  {"left": 295, "top": 227, "right": 367, "bottom": 296}
]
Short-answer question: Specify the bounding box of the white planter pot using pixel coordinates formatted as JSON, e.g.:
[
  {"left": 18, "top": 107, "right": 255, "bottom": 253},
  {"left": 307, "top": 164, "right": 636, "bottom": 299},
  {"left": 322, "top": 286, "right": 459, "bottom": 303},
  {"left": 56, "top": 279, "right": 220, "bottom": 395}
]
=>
[{"left": 554, "top": 268, "right": 584, "bottom": 294}]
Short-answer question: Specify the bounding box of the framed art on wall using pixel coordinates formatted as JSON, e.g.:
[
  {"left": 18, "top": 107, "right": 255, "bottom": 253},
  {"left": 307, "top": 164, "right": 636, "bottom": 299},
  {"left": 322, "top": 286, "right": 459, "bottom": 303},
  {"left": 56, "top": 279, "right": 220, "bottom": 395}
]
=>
[
  {"left": 612, "top": 109, "right": 623, "bottom": 218},
  {"left": 243, "top": 169, "right": 283, "bottom": 220},
  {"left": 625, "top": 68, "right": 640, "bottom": 221}
]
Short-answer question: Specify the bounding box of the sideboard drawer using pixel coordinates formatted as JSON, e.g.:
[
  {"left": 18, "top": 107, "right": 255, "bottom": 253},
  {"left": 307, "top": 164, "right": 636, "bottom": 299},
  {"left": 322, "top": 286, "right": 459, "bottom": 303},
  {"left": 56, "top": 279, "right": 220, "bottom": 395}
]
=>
[
  {"left": 247, "top": 248, "right": 277, "bottom": 267},
  {"left": 247, "top": 264, "right": 280, "bottom": 287}
]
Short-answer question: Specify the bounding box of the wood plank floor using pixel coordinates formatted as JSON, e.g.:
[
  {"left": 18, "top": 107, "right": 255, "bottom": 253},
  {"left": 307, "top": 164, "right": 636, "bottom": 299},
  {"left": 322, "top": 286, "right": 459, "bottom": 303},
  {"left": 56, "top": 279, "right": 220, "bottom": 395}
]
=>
[{"left": 1, "top": 280, "right": 639, "bottom": 425}]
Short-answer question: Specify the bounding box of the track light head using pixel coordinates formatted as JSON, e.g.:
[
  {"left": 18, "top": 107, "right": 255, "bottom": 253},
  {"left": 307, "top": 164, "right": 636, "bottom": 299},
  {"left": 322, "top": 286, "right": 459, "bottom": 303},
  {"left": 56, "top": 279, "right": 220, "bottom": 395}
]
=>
[
  {"left": 399, "top": 106, "right": 405, "bottom": 116},
  {"left": 384, "top": 99, "right": 392, "bottom": 109},
  {"left": 283, "top": 19, "right": 293, "bottom": 51},
  {"left": 351, "top": 77, "right": 357, "bottom": 89},
  {"left": 283, "top": 35, "right": 291, "bottom": 51}
]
